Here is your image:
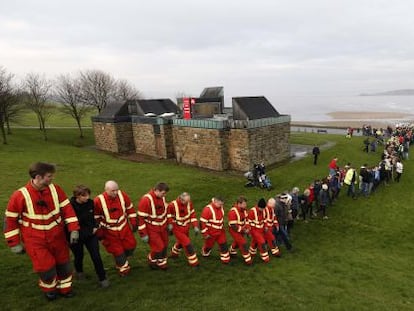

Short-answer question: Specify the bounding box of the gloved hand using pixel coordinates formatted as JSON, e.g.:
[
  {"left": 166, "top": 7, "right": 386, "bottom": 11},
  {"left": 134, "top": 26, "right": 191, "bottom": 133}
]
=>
[
  {"left": 193, "top": 227, "right": 200, "bottom": 236},
  {"left": 70, "top": 231, "right": 79, "bottom": 244},
  {"left": 141, "top": 235, "right": 149, "bottom": 243},
  {"left": 167, "top": 224, "right": 173, "bottom": 232},
  {"left": 10, "top": 244, "right": 25, "bottom": 254}
]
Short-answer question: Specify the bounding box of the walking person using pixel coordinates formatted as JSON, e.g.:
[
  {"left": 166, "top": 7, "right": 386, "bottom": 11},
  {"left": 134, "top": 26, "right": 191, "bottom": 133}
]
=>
[
  {"left": 312, "top": 145, "right": 320, "bottom": 165},
  {"left": 69, "top": 185, "right": 109, "bottom": 287},
  {"left": 395, "top": 159, "right": 403, "bottom": 182},
  {"left": 3, "top": 162, "right": 80, "bottom": 301}
]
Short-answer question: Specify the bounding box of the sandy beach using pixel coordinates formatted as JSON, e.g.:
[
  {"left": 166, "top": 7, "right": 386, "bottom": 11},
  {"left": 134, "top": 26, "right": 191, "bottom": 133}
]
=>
[{"left": 293, "top": 111, "right": 414, "bottom": 128}]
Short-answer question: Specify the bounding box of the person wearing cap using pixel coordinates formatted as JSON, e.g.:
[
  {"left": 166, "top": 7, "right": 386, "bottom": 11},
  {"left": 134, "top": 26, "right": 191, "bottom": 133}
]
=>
[
  {"left": 264, "top": 198, "right": 281, "bottom": 257},
  {"left": 200, "top": 197, "right": 230, "bottom": 264},
  {"left": 227, "top": 196, "right": 252, "bottom": 265},
  {"left": 317, "top": 184, "right": 330, "bottom": 219},
  {"left": 167, "top": 192, "right": 200, "bottom": 267},
  {"left": 275, "top": 194, "right": 293, "bottom": 251},
  {"left": 248, "top": 198, "right": 270, "bottom": 263}
]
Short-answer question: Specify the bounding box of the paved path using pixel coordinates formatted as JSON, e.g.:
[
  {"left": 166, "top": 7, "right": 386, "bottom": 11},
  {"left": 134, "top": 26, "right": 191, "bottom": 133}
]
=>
[{"left": 290, "top": 141, "right": 336, "bottom": 162}]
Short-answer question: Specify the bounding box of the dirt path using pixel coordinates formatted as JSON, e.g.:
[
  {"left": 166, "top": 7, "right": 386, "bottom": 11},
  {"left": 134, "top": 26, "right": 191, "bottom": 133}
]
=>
[{"left": 290, "top": 141, "right": 336, "bottom": 162}]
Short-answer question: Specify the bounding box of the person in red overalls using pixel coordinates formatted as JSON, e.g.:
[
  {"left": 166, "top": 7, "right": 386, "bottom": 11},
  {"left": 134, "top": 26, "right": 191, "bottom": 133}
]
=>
[
  {"left": 3, "top": 162, "right": 80, "bottom": 301},
  {"left": 200, "top": 196, "right": 230, "bottom": 264},
  {"left": 248, "top": 198, "right": 270, "bottom": 263},
  {"left": 264, "top": 198, "right": 281, "bottom": 257},
  {"left": 167, "top": 192, "right": 200, "bottom": 267},
  {"left": 94, "top": 180, "right": 137, "bottom": 277},
  {"left": 138, "top": 182, "right": 170, "bottom": 270},
  {"left": 228, "top": 196, "right": 252, "bottom": 265}
]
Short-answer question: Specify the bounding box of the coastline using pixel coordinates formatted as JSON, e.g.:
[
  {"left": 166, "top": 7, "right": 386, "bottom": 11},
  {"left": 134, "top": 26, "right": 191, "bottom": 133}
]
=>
[{"left": 293, "top": 111, "right": 414, "bottom": 129}]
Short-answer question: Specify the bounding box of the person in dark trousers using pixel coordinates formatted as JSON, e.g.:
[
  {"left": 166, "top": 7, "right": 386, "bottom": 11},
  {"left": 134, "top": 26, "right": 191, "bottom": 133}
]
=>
[
  {"left": 274, "top": 194, "right": 292, "bottom": 251},
  {"left": 317, "top": 184, "right": 330, "bottom": 219},
  {"left": 69, "top": 185, "right": 109, "bottom": 288},
  {"left": 312, "top": 145, "right": 320, "bottom": 165}
]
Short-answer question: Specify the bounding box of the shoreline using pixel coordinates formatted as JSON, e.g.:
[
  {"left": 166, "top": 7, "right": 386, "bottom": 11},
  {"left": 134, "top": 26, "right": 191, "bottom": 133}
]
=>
[{"left": 293, "top": 111, "right": 414, "bottom": 129}]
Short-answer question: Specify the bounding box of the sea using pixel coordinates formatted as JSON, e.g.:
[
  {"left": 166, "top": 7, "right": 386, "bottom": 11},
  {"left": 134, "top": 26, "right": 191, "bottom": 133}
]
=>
[{"left": 268, "top": 95, "right": 414, "bottom": 122}]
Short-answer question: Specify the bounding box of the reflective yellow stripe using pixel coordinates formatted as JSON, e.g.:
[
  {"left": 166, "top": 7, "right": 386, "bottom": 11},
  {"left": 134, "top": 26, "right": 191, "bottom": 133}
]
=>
[
  {"left": 146, "top": 218, "right": 167, "bottom": 226},
  {"left": 99, "top": 191, "right": 127, "bottom": 224},
  {"left": 39, "top": 278, "right": 57, "bottom": 289},
  {"left": 22, "top": 219, "right": 60, "bottom": 230},
  {"left": 138, "top": 224, "right": 146, "bottom": 230},
  {"left": 56, "top": 275, "right": 72, "bottom": 289},
  {"left": 22, "top": 211, "right": 60, "bottom": 220},
  {"left": 144, "top": 194, "right": 167, "bottom": 219},
  {"left": 101, "top": 221, "right": 127, "bottom": 231},
  {"left": 49, "top": 184, "right": 61, "bottom": 213},
  {"left": 4, "top": 228, "right": 20, "bottom": 239},
  {"left": 59, "top": 198, "right": 70, "bottom": 208},
  {"left": 128, "top": 213, "right": 137, "bottom": 218},
  {"left": 64, "top": 217, "right": 78, "bottom": 224},
  {"left": 19, "top": 187, "right": 34, "bottom": 215},
  {"left": 138, "top": 211, "right": 149, "bottom": 217},
  {"left": 5, "top": 211, "right": 19, "bottom": 218},
  {"left": 172, "top": 200, "right": 192, "bottom": 222}
]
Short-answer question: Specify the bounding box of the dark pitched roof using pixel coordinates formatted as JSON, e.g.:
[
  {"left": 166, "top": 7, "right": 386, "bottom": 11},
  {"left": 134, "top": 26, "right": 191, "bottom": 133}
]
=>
[
  {"left": 129, "top": 99, "right": 179, "bottom": 116},
  {"left": 232, "top": 96, "right": 280, "bottom": 120},
  {"left": 200, "top": 87, "right": 224, "bottom": 98},
  {"left": 98, "top": 102, "right": 130, "bottom": 117}
]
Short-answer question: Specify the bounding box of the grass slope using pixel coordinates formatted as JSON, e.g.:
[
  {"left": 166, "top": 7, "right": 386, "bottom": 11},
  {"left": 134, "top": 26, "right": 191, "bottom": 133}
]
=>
[{"left": 0, "top": 130, "right": 413, "bottom": 311}]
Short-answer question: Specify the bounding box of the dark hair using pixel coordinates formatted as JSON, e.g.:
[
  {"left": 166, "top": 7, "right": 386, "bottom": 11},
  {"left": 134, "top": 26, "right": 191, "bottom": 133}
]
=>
[
  {"left": 29, "top": 162, "right": 56, "bottom": 178},
  {"left": 236, "top": 196, "right": 247, "bottom": 204},
  {"left": 154, "top": 182, "right": 169, "bottom": 192},
  {"left": 73, "top": 185, "right": 91, "bottom": 197}
]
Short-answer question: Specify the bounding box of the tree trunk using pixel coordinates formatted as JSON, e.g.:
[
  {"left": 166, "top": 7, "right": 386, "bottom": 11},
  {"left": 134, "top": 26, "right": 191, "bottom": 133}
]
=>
[
  {"left": 5, "top": 117, "right": 12, "bottom": 134},
  {"left": 40, "top": 118, "right": 47, "bottom": 141},
  {"left": 76, "top": 117, "right": 84, "bottom": 138},
  {"left": 0, "top": 121, "right": 7, "bottom": 144}
]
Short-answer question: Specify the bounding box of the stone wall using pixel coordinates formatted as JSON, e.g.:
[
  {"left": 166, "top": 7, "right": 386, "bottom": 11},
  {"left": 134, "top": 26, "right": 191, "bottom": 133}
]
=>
[
  {"left": 132, "top": 123, "right": 174, "bottom": 159},
  {"left": 93, "top": 121, "right": 134, "bottom": 153},
  {"left": 247, "top": 122, "right": 290, "bottom": 169},
  {"left": 172, "top": 126, "right": 229, "bottom": 171},
  {"left": 94, "top": 118, "right": 290, "bottom": 171}
]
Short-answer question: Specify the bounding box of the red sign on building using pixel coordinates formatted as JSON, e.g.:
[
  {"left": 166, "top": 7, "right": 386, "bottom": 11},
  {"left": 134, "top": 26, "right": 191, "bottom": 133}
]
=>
[{"left": 183, "top": 97, "right": 192, "bottom": 120}]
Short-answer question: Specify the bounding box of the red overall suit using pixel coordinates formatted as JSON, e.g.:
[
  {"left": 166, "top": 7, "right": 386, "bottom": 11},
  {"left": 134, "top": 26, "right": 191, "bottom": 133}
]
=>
[
  {"left": 4, "top": 182, "right": 79, "bottom": 294},
  {"left": 200, "top": 202, "right": 230, "bottom": 264},
  {"left": 94, "top": 190, "right": 137, "bottom": 276},
  {"left": 228, "top": 205, "right": 252, "bottom": 265},
  {"left": 167, "top": 198, "right": 199, "bottom": 267},
  {"left": 264, "top": 204, "right": 281, "bottom": 257},
  {"left": 248, "top": 206, "right": 270, "bottom": 263},
  {"left": 138, "top": 190, "right": 169, "bottom": 270}
]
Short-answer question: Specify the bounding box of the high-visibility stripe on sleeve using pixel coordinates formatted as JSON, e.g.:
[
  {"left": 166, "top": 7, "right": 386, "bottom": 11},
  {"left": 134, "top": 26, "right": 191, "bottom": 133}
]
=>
[
  {"left": 201, "top": 228, "right": 208, "bottom": 233},
  {"left": 4, "top": 228, "right": 20, "bottom": 239},
  {"left": 5, "top": 211, "right": 19, "bottom": 218},
  {"left": 128, "top": 213, "right": 137, "bottom": 218},
  {"left": 126, "top": 204, "right": 133, "bottom": 209},
  {"left": 59, "top": 199, "right": 70, "bottom": 208},
  {"left": 199, "top": 218, "right": 208, "bottom": 223},
  {"left": 138, "top": 224, "right": 146, "bottom": 230},
  {"left": 64, "top": 217, "right": 78, "bottom": 224},
  {"left": 138, "top": 212, "right": 149, "bottom": 217}
]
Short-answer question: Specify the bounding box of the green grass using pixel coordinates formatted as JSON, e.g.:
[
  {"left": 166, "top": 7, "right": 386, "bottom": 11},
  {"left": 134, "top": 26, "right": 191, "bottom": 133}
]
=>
[
  {"left": 10, "top": 106, "right": 96, "bottom": 128},
  {"left": 0, "top": 130, "right": 413, "bottom": 311}
]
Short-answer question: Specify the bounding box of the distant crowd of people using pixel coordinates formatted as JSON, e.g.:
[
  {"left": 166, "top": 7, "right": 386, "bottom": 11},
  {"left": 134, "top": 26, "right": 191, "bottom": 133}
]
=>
[{"left": 294, "top": 124, "right": 412, "bottom": 224}]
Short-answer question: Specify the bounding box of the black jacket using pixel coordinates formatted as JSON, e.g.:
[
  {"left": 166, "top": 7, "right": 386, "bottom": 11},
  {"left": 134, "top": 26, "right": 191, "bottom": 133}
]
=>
[{"left": 70, "top": 197, "right": 97, "bottom": 240}]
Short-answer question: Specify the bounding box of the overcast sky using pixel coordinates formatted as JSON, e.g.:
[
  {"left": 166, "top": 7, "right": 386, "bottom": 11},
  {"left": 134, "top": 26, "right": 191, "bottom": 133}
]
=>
[{"left": 1, "top": 0, "right": 413, "bottom": 101}]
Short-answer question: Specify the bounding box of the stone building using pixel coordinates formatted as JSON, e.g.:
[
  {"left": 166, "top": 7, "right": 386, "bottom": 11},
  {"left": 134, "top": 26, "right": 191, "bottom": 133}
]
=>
[{"left": 92, "top": 91, "right": 291, "bottom": 172}]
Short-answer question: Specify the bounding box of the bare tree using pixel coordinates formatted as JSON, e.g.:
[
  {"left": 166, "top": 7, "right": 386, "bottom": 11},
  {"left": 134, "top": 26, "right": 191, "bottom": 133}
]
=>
[
  {"left": 79, "top": 69, "right": 117, "bottom": 113},
  {"left": 0, "top": 67, "right": 24, "bottom": 142},
  {"left": 0, "top": 67, "right": 13, "bottom": 144},
  {"left": 4, "top": 91, "right": 25, "bottom": 134},
  {"left": 55, "top": 74, "right": 93, "bottom": 138},
  {"left": 115, "top": 79, "right": 141, "bottom": 101},
  {"left": 23, "top": 73, "right": 53, "bottom": 141}
]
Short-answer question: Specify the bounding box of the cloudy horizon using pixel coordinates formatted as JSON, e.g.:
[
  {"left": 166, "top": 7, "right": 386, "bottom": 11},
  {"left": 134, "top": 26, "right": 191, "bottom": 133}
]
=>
[{"left": 1, "top": 0, "right": 413, "bottom": 106}]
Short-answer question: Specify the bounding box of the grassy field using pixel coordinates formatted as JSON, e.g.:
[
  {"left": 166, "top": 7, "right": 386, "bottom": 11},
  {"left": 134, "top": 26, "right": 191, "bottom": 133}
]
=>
[
  {"left": 9, "top": 106, "right": 96, "bottom": 128},
  {"left": 0, "top": 129, "right": 413, "bottom": 311}
]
